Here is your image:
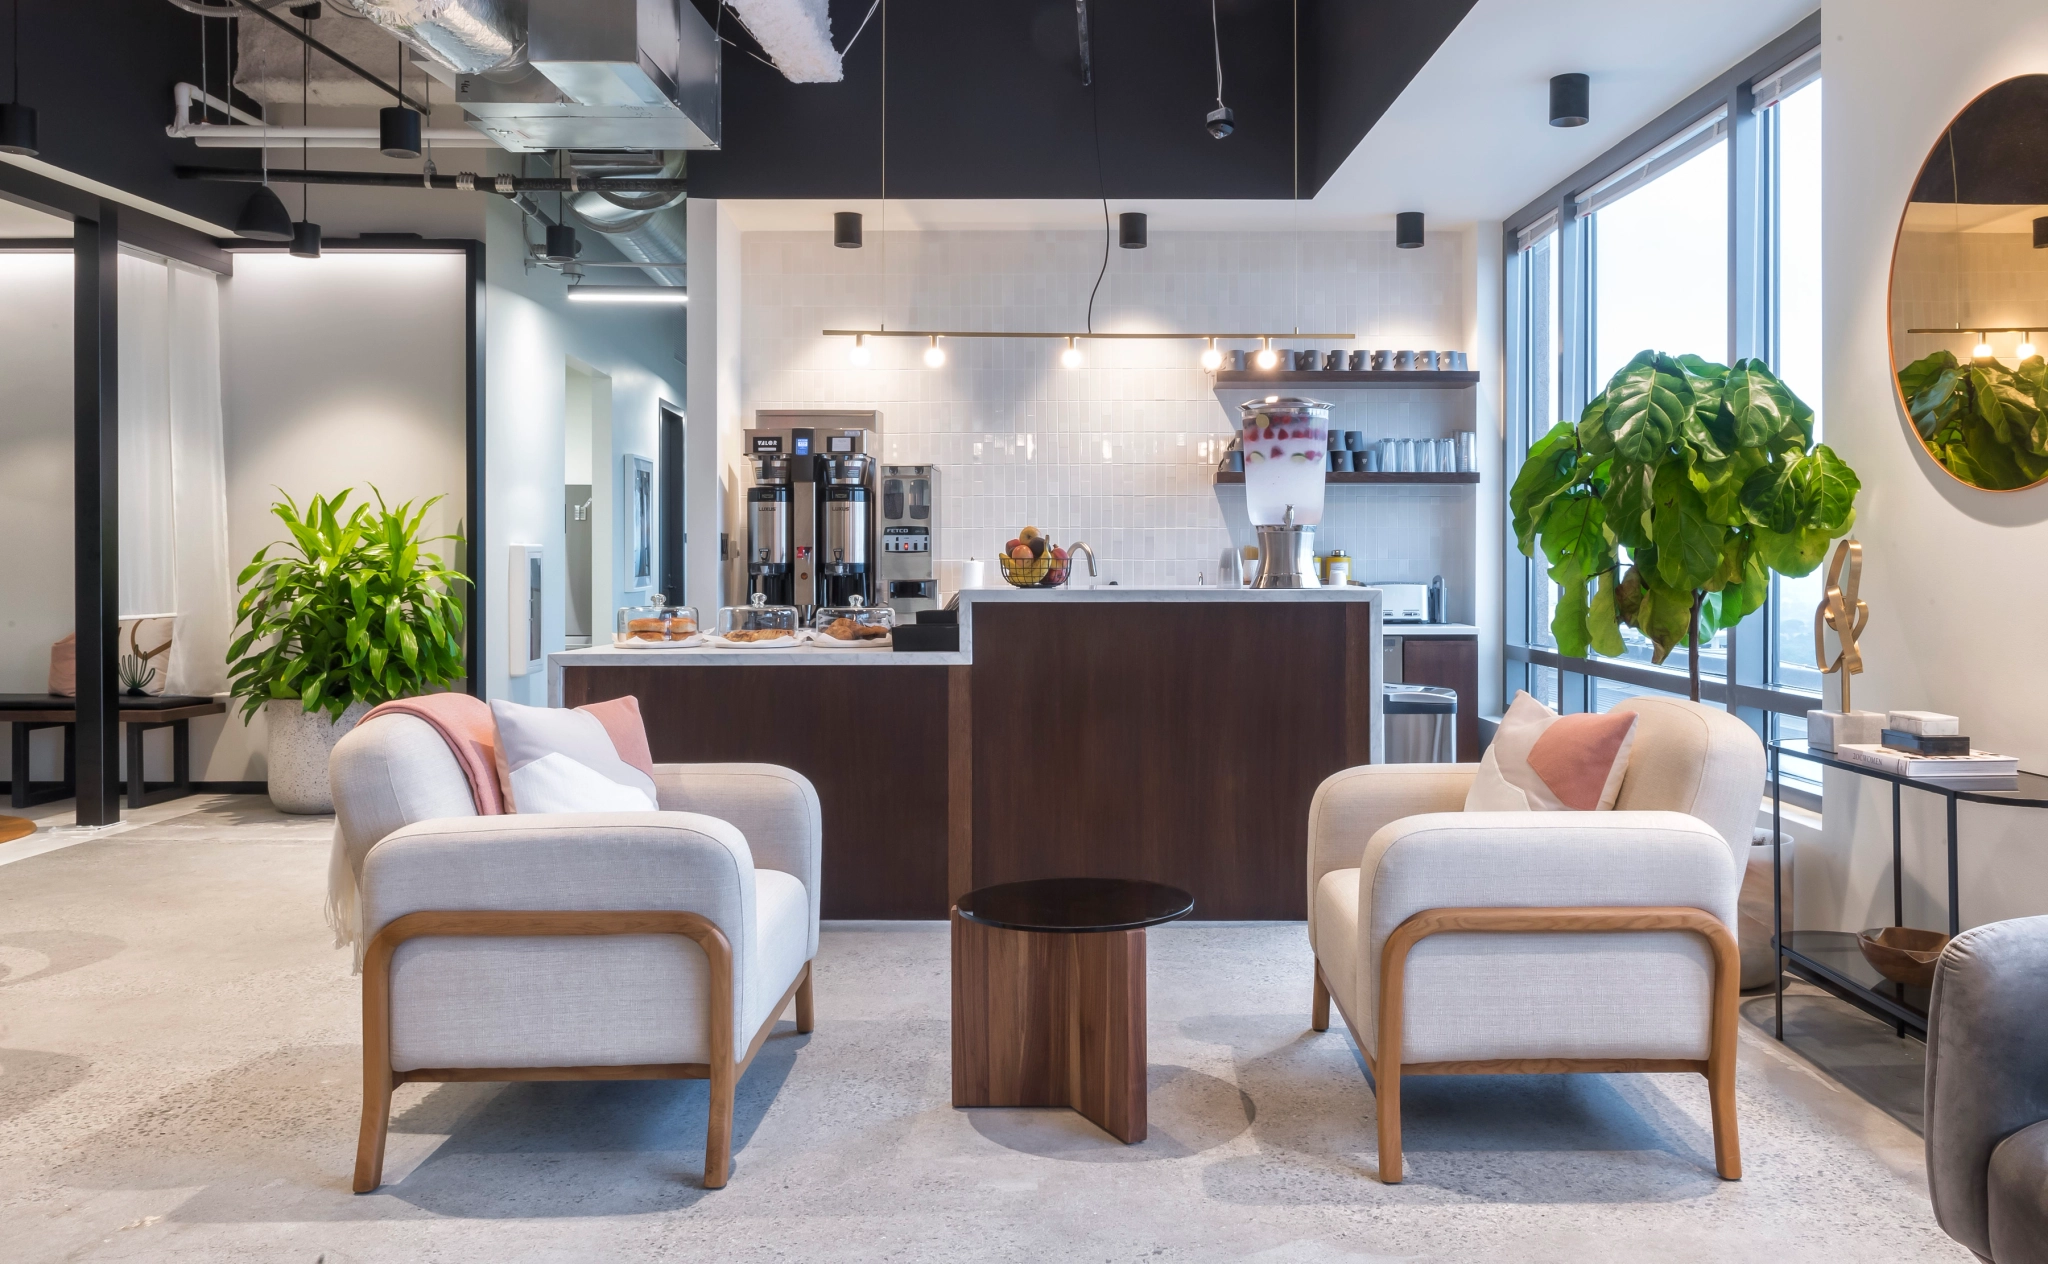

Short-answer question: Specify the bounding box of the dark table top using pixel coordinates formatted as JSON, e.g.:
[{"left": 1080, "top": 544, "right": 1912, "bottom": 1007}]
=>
[
  {"left": 955, "top": 877, "right": 1195, "bottom": 933},
  {"left": 0, "top": 693, "right": 221, "bottom": 711},
  {"left": 1771, "top": 739, "right": 2048, "bottom": 808}
]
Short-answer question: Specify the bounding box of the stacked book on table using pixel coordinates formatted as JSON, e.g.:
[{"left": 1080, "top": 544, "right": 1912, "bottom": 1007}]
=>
[{"left": 1833, "top": 711, "right": 2019, "bottom": 787}]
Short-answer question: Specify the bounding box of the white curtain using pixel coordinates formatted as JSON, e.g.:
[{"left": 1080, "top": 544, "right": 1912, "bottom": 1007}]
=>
[{"left": 117, "top": 251, "right": 232, "bottom": 697}]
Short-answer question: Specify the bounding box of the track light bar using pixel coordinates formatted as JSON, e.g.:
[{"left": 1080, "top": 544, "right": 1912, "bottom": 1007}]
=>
[
  {"left": 821, "top": 329, "right": 1356, "bottom": 341},
  {"left": 567, "top": 285, "right": 689, "bottom": 304}
]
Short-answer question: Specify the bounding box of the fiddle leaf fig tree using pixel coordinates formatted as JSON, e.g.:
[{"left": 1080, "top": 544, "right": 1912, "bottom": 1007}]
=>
[
  {"left": 1510, "top": 351, "right": 1859, "bottom": 700},
  {"left": 227, "top": 488, "right": 469, "bottom": 723}
]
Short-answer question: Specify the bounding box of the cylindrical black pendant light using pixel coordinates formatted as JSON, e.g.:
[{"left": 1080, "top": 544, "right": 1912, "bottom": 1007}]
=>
[
  {"left": 545, "top": 222, "right": 580, "bottom": 262},
  {"left": 290, "top": 219, "right": 322, "bottom": 258},
  {"left": 2034, "top": 216, "right": 2048, "bottom": 249},
  {"left": 1395, "top": 211, "right": 1425, "bottom": 250},
  {"left": 235, "top": 185, "right": 295, "bottom": 241},
  {"left": 1118, "top": 212, "right": 1148, "bottom": 249},
  {"left": 379, "top": 105, "right": 422, "bottom": 159},
  {"left": 834, "top": 211, "right": 863, "bottom": 248},
  {"left": 2, "top": 0, "right": 37, "bottom": 157},
  {"left": 1549, "top": 73, "right": 1590, "bottom": 127}
]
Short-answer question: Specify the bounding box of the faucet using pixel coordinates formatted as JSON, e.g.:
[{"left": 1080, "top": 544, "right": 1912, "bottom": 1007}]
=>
[{"left": 1067, "top": 541, "right": 1099, "bottom": 581}]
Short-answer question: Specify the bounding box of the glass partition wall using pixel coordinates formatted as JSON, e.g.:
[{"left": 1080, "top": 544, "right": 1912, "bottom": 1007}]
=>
[{"left": 1503, "top": 19, "right": 1824, "bottom": 806}]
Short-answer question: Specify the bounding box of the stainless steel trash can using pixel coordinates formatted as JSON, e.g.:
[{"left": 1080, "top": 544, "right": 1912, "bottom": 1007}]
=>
[{"left": 1384, "top": 683, "right": 1457, "bottom": 763}]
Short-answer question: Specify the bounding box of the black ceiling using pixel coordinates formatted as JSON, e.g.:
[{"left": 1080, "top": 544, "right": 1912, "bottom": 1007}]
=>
[
  {"left": 1910, "top": 74, "right": 2048, "bottom": 205},
  {"left": 685, "top": 0, "right": 1475, "bottom": 200}
]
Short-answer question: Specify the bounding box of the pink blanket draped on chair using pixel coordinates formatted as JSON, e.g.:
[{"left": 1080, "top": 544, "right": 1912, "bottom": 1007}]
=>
[{"left": 359, "top": 693, "right": 506, "bottom": 815}]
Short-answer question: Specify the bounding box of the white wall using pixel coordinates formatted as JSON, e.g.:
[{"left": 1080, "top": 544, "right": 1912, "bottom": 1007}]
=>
[
  {"left": 1817, "top": 1, "right": 2048, "bottom": 934},
  {"left": 481, "top": 197, "right": 685, "bottom": 705},
  {"left": 0, "top": 254, "right": 74, "bottom": 781},
  {"left": 738, "top": 227, "right": 1481, "bottom": 594}
]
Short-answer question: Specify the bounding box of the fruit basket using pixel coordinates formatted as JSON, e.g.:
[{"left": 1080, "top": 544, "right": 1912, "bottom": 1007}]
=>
[{"left": 998, "top": 527, "right": 1073, "bottom": 588}]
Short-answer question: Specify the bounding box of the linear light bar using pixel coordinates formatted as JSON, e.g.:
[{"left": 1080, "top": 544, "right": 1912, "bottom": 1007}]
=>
[
  {"left": 822, "top": 328, "right": 1355, "bottom": 340},
  {"left": 567, "top": 285, "right": 689, "bottom": 304}
]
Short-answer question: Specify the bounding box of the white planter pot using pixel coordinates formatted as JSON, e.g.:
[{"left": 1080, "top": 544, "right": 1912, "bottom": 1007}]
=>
[{"left": 266, "top": 700, "right": 372, "bottom": 815}]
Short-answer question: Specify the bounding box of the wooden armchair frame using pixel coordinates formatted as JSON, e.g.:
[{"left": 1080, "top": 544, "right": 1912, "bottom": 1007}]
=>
[
  {"left": 355, "top": 910, "right": 814, "bottom": 1193},
  {"left": 1313, "top": 904, "right": 1740, "bottom": 1184}
]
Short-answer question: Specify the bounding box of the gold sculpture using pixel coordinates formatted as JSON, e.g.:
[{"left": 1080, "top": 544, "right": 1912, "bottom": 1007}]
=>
[{"left": 1814, "top": 539, "right": 1869, "bottom": 714}]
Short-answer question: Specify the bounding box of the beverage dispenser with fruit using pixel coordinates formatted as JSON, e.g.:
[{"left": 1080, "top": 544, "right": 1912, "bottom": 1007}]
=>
[{"left": 1239, "top": 396, "right": 1330, "bottom": 588}]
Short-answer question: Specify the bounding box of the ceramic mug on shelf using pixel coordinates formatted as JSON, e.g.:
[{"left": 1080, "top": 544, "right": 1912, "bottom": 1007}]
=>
[
  {"left": 1325, "top": 350, "right": 1345, "bottom": 371},
  {"left": 1348, "top": 350, "right": 1367, "bottom": 371},
  {"left": 1394, "top": 350, "right": 1416, "bottom": 370},
  {"left": 1418, "top": 350, "right": 1440, "bottom": 371}
]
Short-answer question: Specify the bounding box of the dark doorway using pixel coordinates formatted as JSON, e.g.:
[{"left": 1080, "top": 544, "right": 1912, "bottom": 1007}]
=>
[{"left": 658, "top": 405, "right": 686, "bottom": 602}]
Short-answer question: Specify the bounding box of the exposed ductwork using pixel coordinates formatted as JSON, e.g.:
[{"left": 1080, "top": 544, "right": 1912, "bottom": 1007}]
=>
[
  {"left": 561, "top": 150, "right": 687, "bottom": 287},
  {"left": 726, "top": 0, "right": 842, "bottom": 84},
  {"left": 338, "top": 0, "right": 526, "bottom": 78}
]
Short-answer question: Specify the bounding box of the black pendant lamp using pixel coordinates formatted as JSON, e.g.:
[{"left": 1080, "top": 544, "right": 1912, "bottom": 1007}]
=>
[
  {"left": 834, "top": 211, "right": 863, "bottom": 249},
  {"left": 236, "top": 185, "right": 295, "bottom": 241},
  {"left": 1395, "top": 211, "right": 1425, "bottom": 250},
  {"left": 2034, "top": 216, "right": 2048, "bottom": 250},
  {"left": 1, "top": 0, "right": 36, "bottom": 156},
  {"left": 379, "top": 105, "right": 421, "bottom": 159},
  {"left": 290, "top": 219, "right": 322, "bottom": 258},
  {"left": 1118, "top": 212, "right": 1148, "bottom": 249},
  {"left": 288, "top": 6, "right": 319, "bottom": 258},
  {"left": 1549, "top": 73, "right": 1590, "bottom": 128},
  {"left": 545, "top": 222, "right": 581, "bottom": 262}
]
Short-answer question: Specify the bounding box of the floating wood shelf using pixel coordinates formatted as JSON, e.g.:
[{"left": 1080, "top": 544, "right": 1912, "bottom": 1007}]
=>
[
  {"left": 1212, "top": 471, "right": 1480, "bottom": 485},
  {"left": 1214, "top": 370, "right": 1480, "bottom": 389}
]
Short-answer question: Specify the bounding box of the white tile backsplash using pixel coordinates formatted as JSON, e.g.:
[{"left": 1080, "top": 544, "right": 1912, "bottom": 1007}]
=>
[{"left": 741, "top": 228, "right": 1477, "bottom": 590}]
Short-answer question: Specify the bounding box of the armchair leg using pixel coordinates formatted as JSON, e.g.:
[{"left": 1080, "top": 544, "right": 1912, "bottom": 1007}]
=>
[
  {"left": 795, "top": 961, "right": 815, "bottom": 1034},
  {"left": 704, "top": 1060, "right": 735, "bottom": 1189},
  {"left": 354, "top": 959, "right": 397, "bottom": 1193},
  {"left": 1311, "top": 966, "right": 1330, "bottom": 1033},
  {"left": 1706, "top": 927, "right": 1743, "bottom": 1180}
]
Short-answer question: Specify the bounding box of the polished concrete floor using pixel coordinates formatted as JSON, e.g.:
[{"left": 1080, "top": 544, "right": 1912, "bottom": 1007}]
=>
[{"left": 0, "top": 797, "right": 1969, "bottom": 1263}]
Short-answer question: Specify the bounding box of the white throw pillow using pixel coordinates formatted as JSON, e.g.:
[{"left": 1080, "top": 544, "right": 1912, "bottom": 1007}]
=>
[
  {"left": 490, "top": 699, "right": 659, "bottom": 813},
  {"left": 1465, "top": 690, "right": 1639, "bottom": 812}
]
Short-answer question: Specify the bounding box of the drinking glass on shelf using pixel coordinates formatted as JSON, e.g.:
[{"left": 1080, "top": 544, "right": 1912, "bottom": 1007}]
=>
[
  {"left": 1418, "top": 440, "right": 1437, "bottom": 473},
  {"left": 1437, "top": 438, "right": 1456, "bottom": 472}
]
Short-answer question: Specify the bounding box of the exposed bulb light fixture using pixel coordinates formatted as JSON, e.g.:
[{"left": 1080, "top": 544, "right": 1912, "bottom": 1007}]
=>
[
  {"left": 1200, "top": 338, "right": 1223, "bottom": 371},
  {"left": 566, "top": 284, "right": 689, "bottom": 304},
  {"left": 1254, "top": 339, "right": 1279, "bottom": 371},
  {"left": 923, "top": 335, "right": 946, "bottom": 368},
  {"left": 1061, "top": 337, "right": 1084, "bottom": 369},
  {"left": 849, "top": 334, "right": 871, "bottom": 366},
  {"left": 1973, "top": 336, "right": 1995, "bottom": 360},
  {"left": 2020, "top": 335, "right": 2039, "bottom": 360},
  {"left": 1549, "top": 73, "right": 1590, "bottom": 127}
]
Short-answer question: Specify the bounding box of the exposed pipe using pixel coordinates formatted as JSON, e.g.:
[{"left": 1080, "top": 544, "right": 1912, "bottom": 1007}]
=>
[
  {"left": 170, "top": 83, "right": 494, "bottom": 147},
  {"left": 338, "top": 0, "right": 525, "bottom": 77},
  {"left": 561, "top": 150, "right": 688, "bottom": 287},
  {"left": 177, "top": 164, "right": 687, "bottom": 193}
]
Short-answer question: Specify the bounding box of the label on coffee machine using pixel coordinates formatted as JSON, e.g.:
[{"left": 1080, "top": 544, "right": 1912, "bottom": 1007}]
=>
[{"left": 751, "top": 435, "right": 783, "bottom": 453}]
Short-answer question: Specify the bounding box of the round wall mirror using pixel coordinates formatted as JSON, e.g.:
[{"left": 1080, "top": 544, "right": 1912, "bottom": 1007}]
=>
[{"left": 1890, "top": 74, "right": 2048, "bottom": 491}]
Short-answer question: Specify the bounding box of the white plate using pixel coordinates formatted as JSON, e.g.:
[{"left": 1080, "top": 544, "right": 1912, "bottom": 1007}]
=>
[
  {"left": 707, "top": 633, "right": 806, "bottom": 649},
  {"left": 610, "top": 634, "right": 705, "bottom": 649},
  {"left": 809, "top": 631, "right": 893, "bottom": 649}
]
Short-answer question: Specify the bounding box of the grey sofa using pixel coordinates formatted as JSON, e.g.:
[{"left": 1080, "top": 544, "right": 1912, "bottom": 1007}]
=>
[{"left": 1927, "top": 914, "right": 2048, "bottom": 1263}]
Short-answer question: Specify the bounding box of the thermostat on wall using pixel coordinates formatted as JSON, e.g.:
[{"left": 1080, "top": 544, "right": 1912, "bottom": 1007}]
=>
[{"left": 509, "top": 544, "right": 543, "bottom": 677}]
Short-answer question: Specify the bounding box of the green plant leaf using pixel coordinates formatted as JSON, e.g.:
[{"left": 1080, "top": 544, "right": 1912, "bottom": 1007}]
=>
[
  {"left": 1802, "top": 444, "right": 1861, "bottom": 534},
  {"left": 1752, "top": 525, "right": 1835, "bottom": 577},
  {"left": 1650, "top": 463, "right": 1719, "bottom": 591},
  {"left": 1599, "top": 463, "right": 1653, "bottom": 549},
  {"left": 1723, "top": 362, "right": 1787, "bottom": 449},
  {"left": 1739, "top": 456, "right": 1811, "bottom": 534},
  {"left": 1551, "top": 558, "right": 1592, "bottom": 658},
  {"left": 1510, "top": 421, "right": 1580, "bottom": 555},
  {"left": 1638, "top": 580, "right": 1696, "bottom": 664},
  {"left": 1604, "top": 354, "right": 1694, "bottom": 463},
  {"left": 1586, "top": 569, "right": 1625, "bottom": 657},
  {"left": 1538, "top": 495, "right": 1611, "bottom": 575}
]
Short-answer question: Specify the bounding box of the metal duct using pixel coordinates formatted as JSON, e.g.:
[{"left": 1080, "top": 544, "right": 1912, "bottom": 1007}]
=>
[
  {"left": 565, "top": 150, "right": 687, "bottom": 286},
  {"left": 340, "top": 0, "right": 526, "bottom": 77}
]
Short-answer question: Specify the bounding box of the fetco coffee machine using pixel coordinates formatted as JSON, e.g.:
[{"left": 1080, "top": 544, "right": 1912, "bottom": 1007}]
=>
[
  {"left": 878, "top": 464, "right": 938, "bottom": 616},
  {"left": 745, "top": 412, "right": 880, "bottom": 617}
]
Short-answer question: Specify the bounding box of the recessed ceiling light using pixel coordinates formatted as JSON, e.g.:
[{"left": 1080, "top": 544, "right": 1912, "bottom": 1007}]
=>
[{"left": 566, "top": 285, "right": 689, "bottom": 304}]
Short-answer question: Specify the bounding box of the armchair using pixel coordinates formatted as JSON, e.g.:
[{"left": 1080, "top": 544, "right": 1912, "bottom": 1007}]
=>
[
  {"left": 1307, "top": 695, "right": 1764, "bottom": 1183},
  {"left": 1926, "top": 915, "right": 2048, "bottom": 1263},
  {"left": 330, "top": 713, "right": 822, "bottom": 1192}
]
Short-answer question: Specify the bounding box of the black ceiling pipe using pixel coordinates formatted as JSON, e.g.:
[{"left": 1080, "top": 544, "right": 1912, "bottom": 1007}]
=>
[
  {"left": 1395, "top": 211, "right": 1424, "bottom": 249},
  {"left": 1118, "top": 212, "right": 1147, "bottom": 248},
  {"left": 177, "top": 165, "right": 687, "bottom": 194},
  {"left": 1549, "top": 73, "right": 1590, "bottom": 127},
  {"left": 234, "top": 185, "right": 295, "bottom": 241},
  {"left": 379, "top": 105, "right": 422, "bottom": 159},
  {"left": 834, "top": 211, "right": 863, "bottom": 248}
]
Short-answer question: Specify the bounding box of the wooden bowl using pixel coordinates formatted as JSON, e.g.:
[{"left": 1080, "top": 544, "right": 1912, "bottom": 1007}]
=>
[{"left": 1856, "top": 926, "right": 1949, "bottom": 989}]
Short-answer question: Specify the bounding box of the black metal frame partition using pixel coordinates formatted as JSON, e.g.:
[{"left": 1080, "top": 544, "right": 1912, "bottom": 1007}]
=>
[
  {"left": 0, "top": 164, "right": 485, "bottom": 823},
  {"left": 1498, "top": 11, "right": 1823, "bottom": 793}
]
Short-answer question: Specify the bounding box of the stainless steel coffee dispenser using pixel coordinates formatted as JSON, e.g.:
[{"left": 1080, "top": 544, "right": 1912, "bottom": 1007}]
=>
[
  {"left": 878, "top": 464, "right": 938, "bottom": 616},
  {"left": 744, "top": 412, "right": 880, "bottom": 616}
]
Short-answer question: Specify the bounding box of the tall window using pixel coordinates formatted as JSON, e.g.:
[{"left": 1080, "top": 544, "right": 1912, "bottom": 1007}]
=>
[{"left": 1504, "top": 26, "right": 1823, "bottom": 803}]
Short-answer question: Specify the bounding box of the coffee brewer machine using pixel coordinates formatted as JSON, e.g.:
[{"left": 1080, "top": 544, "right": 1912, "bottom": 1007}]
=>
[
  {"left": 877, "top": 465, "right": 938, "bottom": 616},
  {"left": 745, "top": 412, "right": 880, "bottom": 617}
]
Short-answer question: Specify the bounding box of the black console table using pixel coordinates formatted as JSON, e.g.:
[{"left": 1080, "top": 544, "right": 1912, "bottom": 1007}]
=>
[
  {"left": 0, "top": 694, "right": 227, "bottom": 809},
  {"left": 1769, "top": 739, "right": 2048, "bottom": 1041}
]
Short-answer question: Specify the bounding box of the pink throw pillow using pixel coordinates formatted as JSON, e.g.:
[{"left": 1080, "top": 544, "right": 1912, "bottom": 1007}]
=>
[
  {"left": 1465, "top": 690, "right": 1638, "bottom": 812},
  {"left": 577, "top": 695, "right": 657, "bottom": 783}
]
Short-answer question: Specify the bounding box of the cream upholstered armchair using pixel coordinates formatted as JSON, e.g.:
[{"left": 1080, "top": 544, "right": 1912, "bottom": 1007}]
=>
[
  {"left": 1307, "top": 695, "right": 1764, "bottom": 1183},
  {"left": 329, "top": 712, "right": 821, "bottom": 1192}
]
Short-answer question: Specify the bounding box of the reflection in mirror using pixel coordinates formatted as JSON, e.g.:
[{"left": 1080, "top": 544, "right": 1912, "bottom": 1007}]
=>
[{"left": 1891, "top": 75, "right": 2048, "bottom": 490}]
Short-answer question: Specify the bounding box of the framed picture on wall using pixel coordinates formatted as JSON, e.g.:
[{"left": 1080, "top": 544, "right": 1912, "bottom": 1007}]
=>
[{"left": 628, "top": 454, "right": 654, "bottom": 589}]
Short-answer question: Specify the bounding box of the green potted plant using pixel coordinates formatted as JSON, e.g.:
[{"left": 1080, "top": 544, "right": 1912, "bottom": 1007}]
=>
[
  {"left": 228, "top": 488, "right": 469, "bottom": 813},
  {"left": 1509, "top": 351, "right": 1860, "bottom": 701},
  {"left": 1898, "top": 349, "right": 2048, "bottom": 489}
]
